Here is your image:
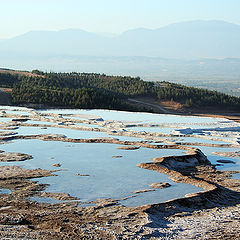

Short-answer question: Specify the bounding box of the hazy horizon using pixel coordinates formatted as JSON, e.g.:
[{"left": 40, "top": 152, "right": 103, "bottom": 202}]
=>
[
  {"left": 1, "top": 19, "right": 240, "bottom": 40},
  {"left": 1, "top": 0, "right": 240, "bottom": 38},
  {"left": 1, "top": 1, "right": 240, "bottom": 96}
]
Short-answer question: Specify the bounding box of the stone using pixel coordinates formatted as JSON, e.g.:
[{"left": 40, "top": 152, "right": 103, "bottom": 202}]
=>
[
  {"left": 52, "top": 163, "right": 61, "bottom": 167},
  {"left": 132, "top": 189, "right": 155, "bottom": 194},
  {"left": 217, "top": 160, "right": 236, "bottom": 164},
  {"left": 117, "top": 146, "right": 140, "bottom": 150},
  {"left": 0, "top": 152, "right": 32, "bottom": 162},
  {"left": 150, "top": 182, "right": 171, "bottom": 189}
]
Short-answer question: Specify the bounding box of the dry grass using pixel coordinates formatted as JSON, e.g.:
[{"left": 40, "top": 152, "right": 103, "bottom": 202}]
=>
[
  {"left": 0, "top": 69, "right": 43, "bottom": 78},
  {"left": 0, "top": 88, "right": 12, "bottom": 93}
]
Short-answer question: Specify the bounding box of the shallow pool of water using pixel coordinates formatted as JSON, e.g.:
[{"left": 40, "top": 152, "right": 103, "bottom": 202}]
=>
[
  {"left": 176, "top": 136, "right": 231, "bottom": 145},
  {"left": 0, "top": 139, "right": 202, "bottom": 206},
  {"left": 73, "top": 123, "right": 101, "bottom": 128},
  {"left": 196, "top": 146, "right": 240, "bottom": 170},
  {"left": 3, "top": 110, "right": 32, "bottom": 116},
  {"left": 40, "top": 109, "right": 227, "bottom": 125},
  {"left": 0, "top": 106, "right": 239, "bottom": 206},
  {"left": 14, "top": 126, "right": 116, "bottom": 139},
  {"left": 26, "top": 120, "right": 58, "bottom": 125},
  {"left": 0, "top": 188, "right": 11, "bottom": 194},
  {"left": 126, "top": 126, "right": 174, "bottom": 134},
  {"left": 0, "top": 117, "right": 15, "bottom": 123}
]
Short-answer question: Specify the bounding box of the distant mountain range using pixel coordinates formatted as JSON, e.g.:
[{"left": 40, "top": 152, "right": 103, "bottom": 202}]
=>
[
  {"left": 1, "top": 20, "right": 240, "bottom": 58},
  {"left": 1, "top": 20, "right": 240, "bottom": 96}
]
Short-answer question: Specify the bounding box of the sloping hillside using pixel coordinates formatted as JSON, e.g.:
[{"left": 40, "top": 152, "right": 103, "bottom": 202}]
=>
[{"left": 0, "top": 70, "right": 239, "bottom": 115}]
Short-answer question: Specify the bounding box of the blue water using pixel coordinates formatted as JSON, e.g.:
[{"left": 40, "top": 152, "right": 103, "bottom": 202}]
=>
[
  {"left": 0, "top": 106, "right": 239, "bottom": 206},
  {"left": 197, "top": 146, "right": 240, "bottom": 170},
  {"left": 26, "top": 120, "right": 58, "bottom": 125},
  {"left": 0, "top": 139, "right": 202, "bottom": 206},
  {"left": 0, "top": 118, "right": 14, "bottom": 123},
  {"left": 176, "top": 136, "right": 231, "bottom": 145},
  {"left": 126, "top": 126, "right": 174, "bottom": 134},
  {"left": 3, "top": 110, "right": 32, "bottom": 116},
  {"left": 73, "top": 123, "right": 102, "bottom": 128},
  {"left": 0, "top": 189, "right": 11, "bottom": 194},
  {"left": 14, "top": 126, "right": 128, "bottom": 139},
  {"left": 39, "top": 109, "right": 226, "bottom": 124}
]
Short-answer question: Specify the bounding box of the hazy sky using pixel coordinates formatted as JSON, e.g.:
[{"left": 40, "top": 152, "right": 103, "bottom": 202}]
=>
[{"left": 1, "top": 0, "right": 240, "bottom": 38}]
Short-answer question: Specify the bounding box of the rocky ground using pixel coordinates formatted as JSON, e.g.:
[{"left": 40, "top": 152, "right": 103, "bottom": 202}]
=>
[
  {"left": 0, "top": 141, "right": 238, "bottom": 239},
  {"left": 0, "top": 109, "right": 239, "bottom": 239}
]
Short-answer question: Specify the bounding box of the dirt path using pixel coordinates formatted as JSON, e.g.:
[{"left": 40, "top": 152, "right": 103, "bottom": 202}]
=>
[
  {"left": 128, "top": 98, "right": 171, "bottom": 114},
  {"left": 128, "top": 97, "right": 240, "bottom": 124}
]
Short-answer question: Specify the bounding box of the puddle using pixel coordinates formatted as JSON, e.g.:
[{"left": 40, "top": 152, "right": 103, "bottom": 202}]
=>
[
  {"left": 0, "top": 139, "right": 201, "bottom": 206},
  {"left": 0, "top": 188, "right": 11, "bottom": 194},
  {"left": 0, "top": 106, "right": 239, "bottom": 206}
]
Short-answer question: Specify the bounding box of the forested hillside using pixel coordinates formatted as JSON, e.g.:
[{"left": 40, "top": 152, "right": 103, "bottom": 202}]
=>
[{"left": 0, "top": 70, "right": 239, "bottom": 111}]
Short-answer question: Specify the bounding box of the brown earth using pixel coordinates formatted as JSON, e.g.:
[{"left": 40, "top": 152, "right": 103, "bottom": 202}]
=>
[
  {"left": 0, "top": 133, "right": 239, "bottom": 239},
  {"left": 0, "top": 101, "right": 239, "bottom": 238},
  {"left": 127, "top": 97, "right": 240, "bottom": 123},
  {"left": 0, "top": 69, "right": 43, "bottom": 78}
]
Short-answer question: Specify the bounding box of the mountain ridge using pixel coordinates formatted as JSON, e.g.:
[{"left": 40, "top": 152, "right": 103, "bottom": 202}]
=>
[{"left": 1, "top": 20, "right": 240, "bottom": 58}]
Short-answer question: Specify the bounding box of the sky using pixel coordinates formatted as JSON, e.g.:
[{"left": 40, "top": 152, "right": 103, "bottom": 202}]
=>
[{"left": 0, "top": 0, "right": 240, "bottom": 39}]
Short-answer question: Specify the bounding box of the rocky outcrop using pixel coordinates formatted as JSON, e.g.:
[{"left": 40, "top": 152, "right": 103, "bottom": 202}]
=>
[
  {"left": 52, "top": 163, "right": 61, "bottom": 167},
  {"left": 117, "top": 146, "right": 140, "bottom": 150},
  {"left": 150, "top": 182, "right": 171, "bottom": 189},
  {"left": 0, "top": 151, "right": 32, "bottom": 162},
  {"left": 0, "top": 131, "right": 17, "bottom": 137},
  {"left": 0, "top": 166, "right": 55, "bottom": 180},
  {"left": 213, "top": 151, "right": 240, "bottom": 158},
  {"left": 76, "top": 174, "right": 90, "bottom": 176},
  {"left": 217, "top": 159, "right": 236, "bottom": 164},
  {"left": 132, "top": 189, "right": 155, "bottom": 194},
  {"left": 138, "top": 147, "right": 240, "bottom": 198},
  {"left": 39, "top": 192, "right": 79, "bottom": 201},
  {"left": 151, "top": 148, "right": 211, "bottom": 170}
]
